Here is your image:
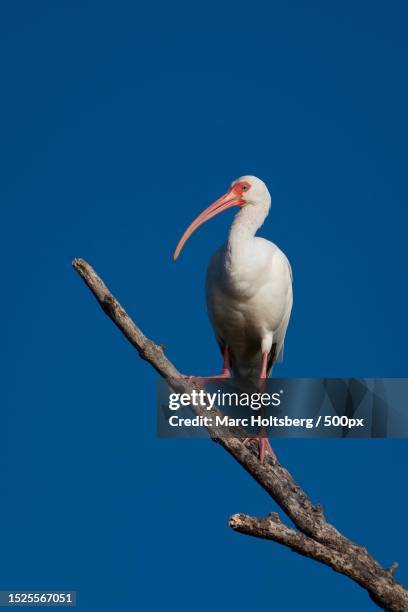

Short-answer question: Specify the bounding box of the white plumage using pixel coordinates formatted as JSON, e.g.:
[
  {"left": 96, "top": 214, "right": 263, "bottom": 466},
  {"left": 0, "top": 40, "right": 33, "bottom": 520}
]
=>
[{"left": 174, "top": 175, "right": 293, "bottom": 383}]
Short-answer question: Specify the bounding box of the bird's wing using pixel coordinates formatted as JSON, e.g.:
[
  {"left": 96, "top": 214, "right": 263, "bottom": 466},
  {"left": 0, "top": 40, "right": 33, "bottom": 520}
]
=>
[
  {"left": 287, "top": 259, "right": 293, "bottom": 282},
  {"left": 275, "top": 342, "right": 285, "bottom": 362},
  {"left": 267, "top": 252, "right": 293, "bottom": 375}
]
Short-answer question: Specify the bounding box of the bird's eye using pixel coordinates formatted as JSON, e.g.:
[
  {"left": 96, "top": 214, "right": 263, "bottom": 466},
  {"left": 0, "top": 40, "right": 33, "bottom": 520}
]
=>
[{"left": 242, "top": 185, "right": 248, "bottom": 190}]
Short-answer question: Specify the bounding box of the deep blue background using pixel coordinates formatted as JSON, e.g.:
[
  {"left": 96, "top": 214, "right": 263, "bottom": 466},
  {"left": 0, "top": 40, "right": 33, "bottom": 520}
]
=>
[{"left": 1, "top": 1, "right": 407, "bottom": 610}]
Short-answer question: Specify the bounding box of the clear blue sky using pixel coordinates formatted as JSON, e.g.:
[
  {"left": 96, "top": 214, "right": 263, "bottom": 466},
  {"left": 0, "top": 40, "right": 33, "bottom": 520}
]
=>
[{"left": 1, "top": 1, "right": 407, "bottom": 610}]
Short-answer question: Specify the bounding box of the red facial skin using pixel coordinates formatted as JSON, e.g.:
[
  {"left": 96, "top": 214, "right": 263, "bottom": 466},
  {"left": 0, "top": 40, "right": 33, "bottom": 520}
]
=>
[{"left": 230, "top": 180, "right": 252, "bottom": 203}]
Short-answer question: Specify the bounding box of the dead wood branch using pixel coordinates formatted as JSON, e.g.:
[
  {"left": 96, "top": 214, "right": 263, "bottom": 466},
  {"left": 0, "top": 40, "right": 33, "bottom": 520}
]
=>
[{"left": 72, "top": 258, "right": 408, "bottom": 612}]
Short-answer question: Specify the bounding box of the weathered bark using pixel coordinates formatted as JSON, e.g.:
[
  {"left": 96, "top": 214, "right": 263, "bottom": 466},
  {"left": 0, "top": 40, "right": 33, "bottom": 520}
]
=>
[{"left": 72, "top": 258, "right": 408, "bottom": 612}]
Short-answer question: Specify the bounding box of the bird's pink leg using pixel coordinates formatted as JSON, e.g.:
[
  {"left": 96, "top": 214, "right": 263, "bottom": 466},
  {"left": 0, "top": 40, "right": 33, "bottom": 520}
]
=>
[
  {"left": 244, "top": 351, "right": 276, "bottom": 463},
  {"left": 215, "top": 345, "right": 231, "bottom": 379},
  {"left": 187, "top": 346, "right": 231, "bottom": 386},
  {"left": 244, "top": 434, "right": 276, "bottom": 463},
  {"left": 259, "top": 350, "right": 269, "bottom": 380}
]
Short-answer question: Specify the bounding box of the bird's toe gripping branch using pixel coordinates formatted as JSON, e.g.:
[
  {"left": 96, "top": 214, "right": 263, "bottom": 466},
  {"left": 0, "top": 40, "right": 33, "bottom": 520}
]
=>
[{"left": 243, "top": 436, "right": 276, "bottom": 464}]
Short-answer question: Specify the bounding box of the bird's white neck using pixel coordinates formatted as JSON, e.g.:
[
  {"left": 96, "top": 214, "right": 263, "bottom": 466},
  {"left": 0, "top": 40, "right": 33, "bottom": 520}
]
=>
[{"left": 227, "top": 202, "right": 269, "bottom": 260}]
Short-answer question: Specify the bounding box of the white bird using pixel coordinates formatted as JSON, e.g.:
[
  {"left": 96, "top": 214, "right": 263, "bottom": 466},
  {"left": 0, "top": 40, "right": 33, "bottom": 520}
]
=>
[{"left": 173, "top": 175, "right": 293, "bottom": 461}]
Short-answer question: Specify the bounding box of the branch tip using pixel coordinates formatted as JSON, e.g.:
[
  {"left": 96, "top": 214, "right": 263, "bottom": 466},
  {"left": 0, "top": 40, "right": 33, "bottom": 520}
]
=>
[{"left": 72, "top": 257, "right": 84, "bottom": 269}]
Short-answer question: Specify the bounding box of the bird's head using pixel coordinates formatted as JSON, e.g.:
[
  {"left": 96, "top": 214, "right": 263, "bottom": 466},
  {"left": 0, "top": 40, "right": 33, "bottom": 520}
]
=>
[
  {"left": 173, "top": 175, "right": 271, "bottom": 261},
  {"left": 230, "top": 175, "right": 271, "bottom": 206}
]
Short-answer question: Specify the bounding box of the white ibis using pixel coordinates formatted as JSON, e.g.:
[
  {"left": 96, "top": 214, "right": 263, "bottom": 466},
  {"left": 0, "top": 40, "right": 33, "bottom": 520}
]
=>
[{"left": 173, "top": 176, "right": 293, "bottom": 461}]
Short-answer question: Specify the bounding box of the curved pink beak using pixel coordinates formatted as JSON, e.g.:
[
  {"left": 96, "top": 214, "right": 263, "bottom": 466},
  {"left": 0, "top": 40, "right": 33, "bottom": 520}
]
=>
[{"left": 173, "top": 189, "right": 243, "bottom": 261}]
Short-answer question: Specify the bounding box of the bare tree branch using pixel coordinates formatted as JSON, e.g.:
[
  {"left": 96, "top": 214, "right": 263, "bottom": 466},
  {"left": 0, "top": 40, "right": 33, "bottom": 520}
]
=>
[{"left": 72, "top": 258, "right": 408, "bottom": 612}]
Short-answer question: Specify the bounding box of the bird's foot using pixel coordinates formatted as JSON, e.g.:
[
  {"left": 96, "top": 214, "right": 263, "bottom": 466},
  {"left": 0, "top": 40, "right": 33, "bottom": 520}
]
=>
[
  {"left": 185, "top": 370, "right": 231, "bottom": 388},
  {"left": 243, "top": 436, "right": 276, "bottom": 463}
]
